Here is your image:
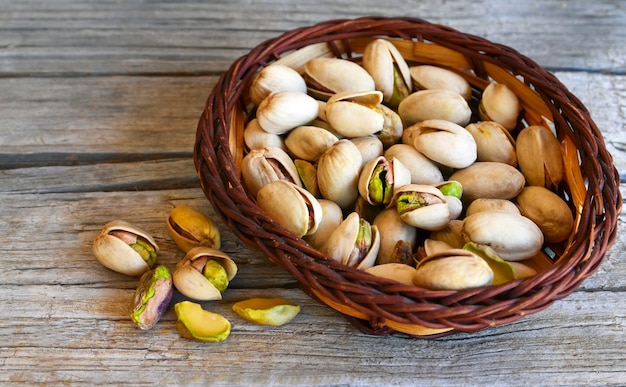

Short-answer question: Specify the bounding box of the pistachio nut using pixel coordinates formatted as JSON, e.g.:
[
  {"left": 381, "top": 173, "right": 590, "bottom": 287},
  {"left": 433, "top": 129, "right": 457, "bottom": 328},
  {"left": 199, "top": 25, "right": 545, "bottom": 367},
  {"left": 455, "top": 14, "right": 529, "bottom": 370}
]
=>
[
  {"left": 241, "top": 146, "right": 302, "bottom": 198},
  {"left": 284, "top": 125, "right": 339, "bottom": 161},
  {"left": 325, "top": 90, "right": 385, "bottom": 138},
  {"left": 317, "top": 139, "right": 363, "bottom": 210},
  {"left": 384, "top": 144, "right": 443, "bottom": 185},
  {"left": 256, "top": 180, "right": 323, "bottom": 237},
  {"left": 515, "top": 124, "right": 564, "bottom": 190},
  {"left": 465, "top": 198, "right": 521, "bottom": 216},
  {"left": 365, "top": 263, "right": 417, "bottom": 286},
  {"left": 358, "top": 156, "right": 411, "bottom": 206},
  {"left": 478, "top": 83, "right": 521, "bottom": 130},
  {"left": 172, "top": 246, "right": 238, "bottom": 301},
  {"left": 398, "top": 89, "right": 472, "bottom": 127},
  {"left": 392, "top": 184, "right": 451, "bottom": 231},
  {"left": 232, "top": 297, "right": 301, "bottom": 326},
  {"left": 409, "top": 65, "right": 472, "bottom": 100},
  {"left": 429, "top": 219, "right": 465, "bottom": 249},
  {"left": 465, "top": 121, "right": 517, "bottom": 166},
  {"left": 372, "top": 207, "right": 418, "bottom": 265},
  {"left": 362, "top": 38, "right": 412, "bottom": 107},
  {"left": 175, "top": 301, "right": 231, "bottom": 342},
  {"left": 294, "top": 159, "right": 319, "bottom": 197},
  {"left": 376, "top": 104, "right": 404, "bottom": 147},
  {"left": 93, "top": 220, "right": 158, "bottom": 276},
  {"left": 462, "top": 211, "right": 544, "bottom": 261},
  {"left": 410, "top": 119, "right": 477, "bottom": 169},
  {"left": 130, "top": 265, "right": 173, "bottom": 330},
  {"left": 515, "top": 186, "right": 574, "bottom": 243},
  {"left": 423, "top": 238, "right": 455, "bottom": 256},
  {"left": 463, "top": 242, "right": 516, "bottom": 285},
  {"left": 166, "top": 206, "right": 221, "bottom": 253},
  {"left": 249, "top": 64, "right": 308, "bottom": 106},
  {"left": 303, "top": 57, "right": 376, "bottom": 100},
  {"left": 321, "top": 212, "right": 381, "bottom": 270},
  {"left": 256, "top": 91, "right": 319, "bottom": 135},
  {"left": 350, "top": 136, "right": 384, "bottom": 167},
  {"left": 303, "top": 199, "right": 343, "bottom": 250},
  {"left": 243, "top": 118, "right": 286, "bottom": 151},
  {"left": 413, "top": 249, "right": 494, "bottom": 291},
  {"left": 449, "top": 161, "right": 525, "bottom": 203}
]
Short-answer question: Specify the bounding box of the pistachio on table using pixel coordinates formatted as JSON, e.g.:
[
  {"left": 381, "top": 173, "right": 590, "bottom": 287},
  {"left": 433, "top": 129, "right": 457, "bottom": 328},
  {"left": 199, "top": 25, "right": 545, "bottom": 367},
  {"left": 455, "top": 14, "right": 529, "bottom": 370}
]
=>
[
  {"left": 175, "top": 301, "right": 231, "bottom": 343},
  {"left": 93, "top": 220, "right": 158, "bottom": 276},
  {"left": 167, "top": 206, "right": 221, "bottom": 253},
  {"left": 130, "top": 265, "right": 173, "bottom": 330}
]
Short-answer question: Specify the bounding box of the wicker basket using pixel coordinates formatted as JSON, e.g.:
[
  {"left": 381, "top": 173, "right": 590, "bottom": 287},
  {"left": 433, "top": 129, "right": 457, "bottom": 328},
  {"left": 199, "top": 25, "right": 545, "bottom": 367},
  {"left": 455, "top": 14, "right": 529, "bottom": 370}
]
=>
[{"left": 194, "top": 17, "right": 621, "bottom": 338}]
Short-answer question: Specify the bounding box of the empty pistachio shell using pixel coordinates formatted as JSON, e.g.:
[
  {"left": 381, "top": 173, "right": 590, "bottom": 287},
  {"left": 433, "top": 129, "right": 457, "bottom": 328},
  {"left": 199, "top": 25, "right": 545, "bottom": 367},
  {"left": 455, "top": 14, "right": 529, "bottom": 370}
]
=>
[
  {"left": 130, "top": 265, "right": 173, "bottom": 330},
  {"left": 93, "top": 220, "right": 158, "bottom": 276},
  {"left": 256, "top": 91, "right": 319, "bottom": 135},
  {"left": 413, "top": 249, "right": 494, "bottom": 291},
  {"left": 515, "top": 125, "right": 564, "bottom": 190},
  {"left": 398, "top": 89, "right": 472, "bottom": 127},
  {"left": 175, "top": 301, "right": 231, "bottom": 342},
  {"left": 249, "top": 64, "right": 308, "bottom": 106},
  {"left": 232, "top": 297, "right": 301, "bottom": 326},
  {"left": 365, "top": 263, "right": 417, "bottom": 286},
  {"left": 465, "top": 121, "right": 517, "bottom": 166},
  {"left": 409, "top": 65, "right": 472, "bottom": 100},
  {"left": 167, "top": 206, "right": 221, "bottom": 253},
  {"left": 172, "top": 247, "right": 238, "bottom": 301},
  {"left": 515, "top": 186, "right": 574, "bottom": 243},
  {"left": 449, "top": 161, "right": 525, "bottom": 203},
  {"left": 362, "top": 38, "right": 412, "bottom": 107},
  {"left": 478, "top": 83, "right": 521, "bottom": 130}
]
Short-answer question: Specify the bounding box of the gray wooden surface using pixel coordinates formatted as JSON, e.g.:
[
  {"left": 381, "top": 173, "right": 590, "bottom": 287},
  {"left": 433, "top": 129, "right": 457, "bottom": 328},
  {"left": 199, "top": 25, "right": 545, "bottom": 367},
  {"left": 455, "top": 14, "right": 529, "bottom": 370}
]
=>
[{"left": 1, "top": 1, "right": 625, "bottom": 386}]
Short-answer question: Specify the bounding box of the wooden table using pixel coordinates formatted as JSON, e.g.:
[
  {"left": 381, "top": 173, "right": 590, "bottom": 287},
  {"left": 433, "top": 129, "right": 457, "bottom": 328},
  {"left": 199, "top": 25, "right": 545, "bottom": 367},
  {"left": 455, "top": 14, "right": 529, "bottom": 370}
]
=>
[{"left": 1, "top": 1, "right": 625, "bottom": 385}]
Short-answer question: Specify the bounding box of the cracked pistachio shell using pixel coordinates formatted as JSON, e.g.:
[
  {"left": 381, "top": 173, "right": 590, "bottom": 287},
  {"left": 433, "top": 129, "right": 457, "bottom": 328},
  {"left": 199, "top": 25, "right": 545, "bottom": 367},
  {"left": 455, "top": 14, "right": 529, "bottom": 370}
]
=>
[
  {"left": 172, "top": 247, "right": 238, "bottom": 301},
  {"left": 515, "top": 125, "right": 564, "bottom": 190},
  {"left": 241, "top": 146, "right": 302, "bottom": 198},
  {"left": 449, "top": 162, "right": 525, "bottom": 203},
  {"left": 303, "top": 57, "right": 375, "bottom": 100},
  {"left": 317, "top": 139, "right": 363, "bottom": 210},
  {"left": 130, "top": 265, "right": 173, "bottom": 330},
  {"left": 358, "top": 156, "right": 411, "bottom": 206},
  {"left": 466, "top": 121, "right": 517, "bottom": 166},
  {"left": 167, "top": 206, "right": 221, "bottom": 253},
  {"left": 393, "top": 184, "right": 451, "bottom": 231},
  {"left": 384, "top": 144, "right": 443, "bottom": 185},
  {"left": 413, "top": 249, "right": 494, "bottom": 290},
  {"left": 398, "top": 89, "right": 472, "bottom": 127},
  {"left": 373, "top": 208, "right": 417, "bottom": 265},
  {"left": 478, "top": 83, "right": 521, "bottom": 130},
  {"left": 249, "top": 64, "right": 308, "bottom": 107},
  {"left": 411, "top": 119, "right": 477, "bottom": 169},
  {"left": 93, "top": 220, "right": 159, "bottom": 276},
  {"left": 284, "top": 125, "right": 339, "bottom": 161},
  {"left": 365, "top": 263, "right": 417, "bottom": 286},
  {"left": 325, "top": 90, "right": 385, "bottom": 138},
  {"left": 232, "top": 297, "right": 301, "bottom": 326},
  {"left": 515, "top": 186, "right": 574, "bottom": 243},
  {"left": 462, "top": 211, "right": 544, "bottom": 261},
  {"left": 256, "top": 91, "right": 319, "bottom": 135},
  {"left": 409, "top": 65, "right": 472, "bottom": 100},
  {"left": 321, "top": 212, "right": 381, "bottom": 270},
  {"left": 175, "top": 301, "right": 231, "bottom": 342},
  {"left": 350, "top": 136, "right": 384, "bottom": 167},
  {"left": 244, "top": 118, "right": 286, "bottom": 151},
  {"left": 256, "top": 180, "right": 323, "bottom": 237},
  {"left": 304, "top": 199, "right": 343, "bottom": 250},
  {"left": 362, "top": 38, "right": 412, "bottom": 107},
  {"left": 466, "top": 198, "right": 520, "bottom": 217}
]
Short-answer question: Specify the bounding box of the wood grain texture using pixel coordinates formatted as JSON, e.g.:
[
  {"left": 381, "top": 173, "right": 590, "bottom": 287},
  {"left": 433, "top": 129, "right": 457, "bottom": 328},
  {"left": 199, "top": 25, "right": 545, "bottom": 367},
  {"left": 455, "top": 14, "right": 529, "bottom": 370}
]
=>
[{"left": 0, "top": 0, "right": 625, "bottom": 385}]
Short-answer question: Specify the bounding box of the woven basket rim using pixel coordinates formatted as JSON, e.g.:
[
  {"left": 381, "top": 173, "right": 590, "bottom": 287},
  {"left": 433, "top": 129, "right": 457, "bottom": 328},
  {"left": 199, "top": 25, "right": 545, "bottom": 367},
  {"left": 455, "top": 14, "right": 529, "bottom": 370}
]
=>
[{"left": 194, "top": 16, "right": 621, "bottom": 338}]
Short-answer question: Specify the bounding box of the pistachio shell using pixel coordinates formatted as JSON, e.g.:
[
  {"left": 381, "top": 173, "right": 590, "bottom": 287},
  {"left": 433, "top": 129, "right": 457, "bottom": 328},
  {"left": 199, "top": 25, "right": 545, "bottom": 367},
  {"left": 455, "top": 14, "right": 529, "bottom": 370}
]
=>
[
  {"left": 373, "top": 208, "right": 418, "bottom": 265},
  {"left": 243, "top": 118, "right": 286, "bottom": 151},
  {"left": 249, "top": 64, "right": 308, "bottom": 106},
  {"left": 413, "top": 249, "right": 494, "bottom": 290},
  {"left": 365, "top": 263, "right": 417, "bottom": 286},
  {"left": 284, "top": 125, "right": 338, "bottom": 161},
  {"left": 294, "top": 159, "right": 319, "bottom": 197},
  {"left": 350, "top": 136, "right": 384, "bottom": 167},
  {"left": 478, "top": 83, "right": 520, "bottom": 130},
  {"left": 515, "top": 186, "right": 574, "bottom": 243},
  {"left": 317, "top": 139, "right": 363, "bottom": 210},
  {"left": 303, "top": 57, "right": 376, "bottom": 99},
  {"left": 325, "top": 91, "right": 385, "bottom": 138},
  {"left": 393, "top": 184, "right": 451, "bottom": 231},
  {"left": 93, "top": 220, "right": 158, "bottom": 276},
  {"left": 303, "top": 199, "right": 344, "bottom": 250},
  {"left": 175, "top": 301, "right": 231, "bottom": 342},
  {"left": 429, "top": 219, "right": 465, "bottom": 249},
  {"left": 449, "top": 161, "right": 525, "bottom": 203},
  {"left": 410, "top": 119, "right": 477, "bottom": 169},
  {"left": 466, "top": 198, "right": 521, "bottom": 216},
  {"left": 409, "top": 65, "right": 472, "bottom": 100},
  {"left": 256, "top": 180, "right": 323, "bottom": 237},
  {"left": 321, "top": 212, "right": 380, "bottom": 270},
  {"left": 510, "top": 262, "right": 538, "bottom": 278},
  {"left": 362, "top": 38, "right": 412, "bottom": 107},
  {"left": 515, "top": 125, "right": 564, "bottom": 190},
  {"left": 166, "top": 206, "right": 221, "bottom": 253},
  {"left": 358, "top": 156, "right": 411, "bottom": 206},
  {"left": 465, "top": 121, "right": 517, "bottom": 166},
  {"left": 172, "top": 247, "right": 238, "bottom": 301},
  {"left": 423, "top": 238, "right": 455, "bottom": 256},
  {"left": 241, "top": 146, "right": 302, "bottom": 198},
  {"left": 462, "top": 211, "right": 544, "bottom": 261},
  {"left": 398, "top": 89, "right": 472, "bottom": 127},
  {"left": 384, "top": 144, "right": 443, "bottom": 185},
  {"left": 232, "top": 297, "right": 301, "bottom": 326},
  {"left": 256, "top": 91, "right": 319, "bottom": 134}
]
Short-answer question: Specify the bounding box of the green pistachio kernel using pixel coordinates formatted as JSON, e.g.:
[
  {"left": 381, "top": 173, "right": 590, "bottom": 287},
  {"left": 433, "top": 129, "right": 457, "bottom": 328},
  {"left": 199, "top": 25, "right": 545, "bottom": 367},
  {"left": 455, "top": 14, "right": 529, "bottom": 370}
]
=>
[
  {"left": 395, "top": 192, "right": 431, "bottom": 215},
  {"left": 388, "top": 66, "right": 410, "bottom": 108},
  {"left": 203, "top": 260, "right": 229, "bottom": 292},
  {"left": 463, "top": 242, "right": 516, "bottom": 285},
  {"left": 438, "top": 181, "right": 463, "bottom": 199},
  {"left": 130, "top": 237, "right": 157, "bottom": 267},
  {"left": 368, "top": 163, "right": 393, "bottom": 205}
]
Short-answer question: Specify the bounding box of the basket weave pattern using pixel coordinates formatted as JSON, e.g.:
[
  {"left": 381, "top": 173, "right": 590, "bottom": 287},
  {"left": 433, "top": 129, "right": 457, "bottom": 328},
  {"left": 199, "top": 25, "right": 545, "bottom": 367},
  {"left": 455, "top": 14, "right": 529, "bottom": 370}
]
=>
[{"left": 194, "top": 17, "right": 621, "bottom": 338}]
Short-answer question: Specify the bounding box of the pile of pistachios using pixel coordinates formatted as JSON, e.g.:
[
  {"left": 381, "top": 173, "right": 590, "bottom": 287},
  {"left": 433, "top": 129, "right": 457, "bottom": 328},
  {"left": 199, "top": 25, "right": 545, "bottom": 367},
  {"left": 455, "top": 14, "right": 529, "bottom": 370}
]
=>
[
  {"left": 241, "top": 38, "right": 574, "bottom": 290},
  {"left": 93, "top": 206, "right": 300, "bottom": 341}
]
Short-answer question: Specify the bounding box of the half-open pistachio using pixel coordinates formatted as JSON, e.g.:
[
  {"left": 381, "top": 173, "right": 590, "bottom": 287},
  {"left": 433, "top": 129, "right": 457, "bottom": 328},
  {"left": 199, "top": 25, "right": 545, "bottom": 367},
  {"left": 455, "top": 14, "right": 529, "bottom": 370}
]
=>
[
  {"left": 321, "top": 212, "right": 380, "bottom": 270},
  {"left": 172, "top": 247, "right": 238, "bottom": 301},
  {"left": 358, "top": 156, "right": 411, "bottom": 206},
  {"left": 167, "top": 206, "right": 221, "bottom": 253},
  {"left": 392, "top": 184, "right": 450, "bottom": 231}
]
